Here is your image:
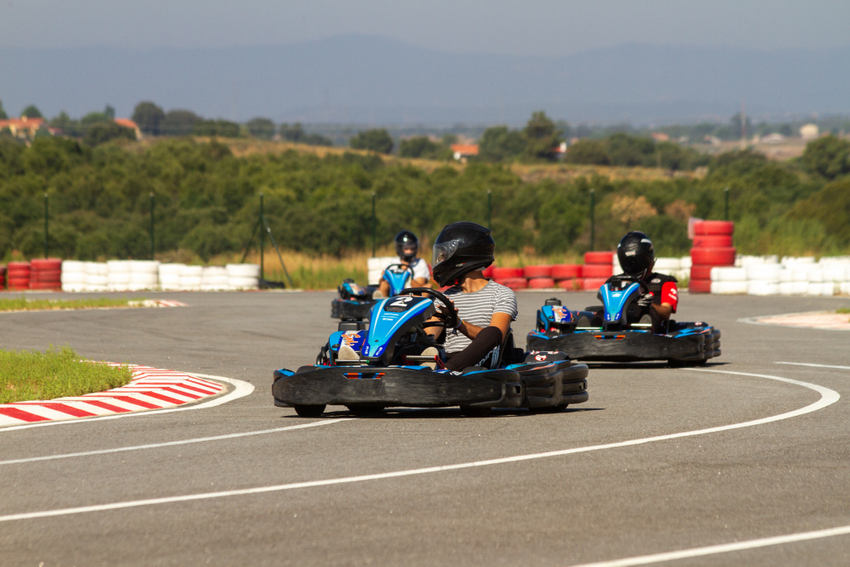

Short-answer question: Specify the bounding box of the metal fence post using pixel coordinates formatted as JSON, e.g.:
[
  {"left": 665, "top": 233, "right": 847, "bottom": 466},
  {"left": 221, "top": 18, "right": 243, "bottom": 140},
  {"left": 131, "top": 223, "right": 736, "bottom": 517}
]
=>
[
  {"left": 150, "top": 192, "right": 155, "bottom": 261},
  {"left": 371, "top": 192, "right": 376, "bottom": 257},
  {"left": 259, "top": 193, "right": 265, "bottom": 281},
  {"left": 44, "top": 192, "right": 49, "bottom": 258},
  {"left": 589, "top": 189, "right": 595, "bottom": 252}
]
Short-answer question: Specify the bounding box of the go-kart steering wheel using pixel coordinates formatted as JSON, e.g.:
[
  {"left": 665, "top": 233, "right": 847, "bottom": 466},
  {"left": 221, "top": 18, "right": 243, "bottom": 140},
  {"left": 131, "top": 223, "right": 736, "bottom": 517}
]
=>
[
  {"left": 398, "top": 287, "right": 459, "bottom": 329},
  {"left": 383, "top": 263, "right": 415, "bottom": 280}
]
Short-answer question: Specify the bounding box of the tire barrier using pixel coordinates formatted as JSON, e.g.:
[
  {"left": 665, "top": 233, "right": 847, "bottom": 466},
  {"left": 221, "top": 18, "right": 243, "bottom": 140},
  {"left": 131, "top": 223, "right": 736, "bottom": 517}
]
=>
[
  {"left": 522, "top": 265, "right": 552, "bottom": 279},
  {"left": 30, "top": 258, "right": 62, "bottom": 290},
  {"left": 7, "top": 261, "right": 32, "bottom": 290},
  {"left": 367, "top": 256, "right": 401, "bottom": 286},
  {"left": 690, "top": 221, "right": 736, "bottom": 294},
  {"left": 0, "top": 260, "right": 263, "bottom": 293},
  {"left": 708, "top": 255, "right": 850, "bottom": 296}
]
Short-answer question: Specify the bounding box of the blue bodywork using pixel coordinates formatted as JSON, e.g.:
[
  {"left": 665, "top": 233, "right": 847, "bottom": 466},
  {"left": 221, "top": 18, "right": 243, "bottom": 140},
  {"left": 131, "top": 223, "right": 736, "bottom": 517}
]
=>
[
  {"left": 527, "top": 277, "right": 721, "bottom": 364},
  {"left": 382, "top": 269, "right": 413, "bottom": 296}
]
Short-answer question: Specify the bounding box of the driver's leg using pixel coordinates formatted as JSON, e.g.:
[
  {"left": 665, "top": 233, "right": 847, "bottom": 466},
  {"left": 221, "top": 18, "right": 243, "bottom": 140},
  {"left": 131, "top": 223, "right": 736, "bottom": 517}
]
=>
[{"left": 445, "top": 326, "right": 503, "bottom": 371}]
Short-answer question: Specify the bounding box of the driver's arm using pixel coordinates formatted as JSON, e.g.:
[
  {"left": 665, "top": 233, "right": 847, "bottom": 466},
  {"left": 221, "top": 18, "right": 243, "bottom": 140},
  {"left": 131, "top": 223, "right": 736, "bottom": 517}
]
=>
[
  {"left": 456, "top": 312, "right": 511, "bottom": 342},
  {"left": 653, "top": 303, "right": 674, "bottom": 321}
]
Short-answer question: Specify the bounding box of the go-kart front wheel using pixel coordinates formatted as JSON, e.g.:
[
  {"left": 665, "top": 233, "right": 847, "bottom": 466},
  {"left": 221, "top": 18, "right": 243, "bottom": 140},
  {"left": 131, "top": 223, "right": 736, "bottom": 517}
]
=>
[
  {"left": 294, "top": 404, "right": 326, "bottom": 417},
  {"left": 346, "top": 404, "right": 386, "bottom": 417}
]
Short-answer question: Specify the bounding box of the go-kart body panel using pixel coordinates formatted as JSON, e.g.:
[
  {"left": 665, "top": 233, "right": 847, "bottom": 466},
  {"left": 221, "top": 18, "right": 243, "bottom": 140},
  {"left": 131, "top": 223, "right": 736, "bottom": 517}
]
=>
[
  {"left": 527, "top": 324, "right": 720, "bottom": 362},
  {"left": 282, "top": 287, "right": 589, "bottom": 413}
]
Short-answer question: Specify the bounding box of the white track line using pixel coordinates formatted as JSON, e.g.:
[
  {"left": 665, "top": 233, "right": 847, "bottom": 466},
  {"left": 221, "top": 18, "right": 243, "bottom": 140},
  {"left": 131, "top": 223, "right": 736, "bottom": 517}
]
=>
[
  {"left": 776, "top": 361, "right": 850, "bottom": 371},
  {"left": 0, "top": 419, "right": 351, "bottom": 466},
  {"left": 565, "top": 524, "right": 850, "bottom": 567},
  {"left": 0, "top": 368, "right": 838, "bottom": 523},
  {"left": 0, "top": 372, "right": 254, "bottom": 433}
]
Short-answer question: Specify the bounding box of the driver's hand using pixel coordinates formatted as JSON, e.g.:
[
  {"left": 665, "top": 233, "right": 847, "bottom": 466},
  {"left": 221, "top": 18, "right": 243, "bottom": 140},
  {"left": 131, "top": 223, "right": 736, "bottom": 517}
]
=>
[
  {"left": 636, "top": 292, "right": 655, "bottom": 309},
  {"left": 435, "top": 301, "right": 461, "bottom": 329}
]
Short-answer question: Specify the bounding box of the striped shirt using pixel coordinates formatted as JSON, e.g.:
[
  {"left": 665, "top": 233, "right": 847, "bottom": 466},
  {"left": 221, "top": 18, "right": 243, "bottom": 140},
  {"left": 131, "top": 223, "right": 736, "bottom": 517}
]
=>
[{"left": 442, "top": 280, "right": 518, "bottom": 353}]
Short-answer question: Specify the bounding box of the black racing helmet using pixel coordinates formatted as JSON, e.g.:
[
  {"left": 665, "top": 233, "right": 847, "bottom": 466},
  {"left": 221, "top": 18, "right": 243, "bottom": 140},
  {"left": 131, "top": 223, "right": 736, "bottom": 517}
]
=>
[
  {"left": 395, "top": 230, "right": 419, "bottom": 262},
  {"left": 432, "top": 222, "right": 495, "bottom": 286},
  {"left": 617, "top": 231, "right": 655, "bottom": 277}
]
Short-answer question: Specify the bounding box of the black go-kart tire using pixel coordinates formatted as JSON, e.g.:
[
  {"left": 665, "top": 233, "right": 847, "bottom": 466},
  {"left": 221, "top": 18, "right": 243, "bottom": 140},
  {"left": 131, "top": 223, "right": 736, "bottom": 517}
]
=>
[
  {"left": 346, "top": 404, "right": 386, "bottom": 417},
  {"left": 460, "top": 406, "right": 493, "bottom": 417},
  {"left": 294, "top": 404, "right": 326, "bottom": 417}
]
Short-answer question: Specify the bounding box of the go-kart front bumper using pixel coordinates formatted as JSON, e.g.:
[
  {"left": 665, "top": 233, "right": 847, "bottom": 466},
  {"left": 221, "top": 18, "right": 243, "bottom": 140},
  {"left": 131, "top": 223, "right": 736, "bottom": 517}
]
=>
[{"left": 526, "top": 328, "right": 721, "bottom": 363}]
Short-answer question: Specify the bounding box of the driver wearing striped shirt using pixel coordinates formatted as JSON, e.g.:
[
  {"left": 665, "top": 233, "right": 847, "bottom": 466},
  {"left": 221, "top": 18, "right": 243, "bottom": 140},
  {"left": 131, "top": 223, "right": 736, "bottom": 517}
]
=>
[{"left": 426, "top": 222, "right": 518, "bottom": 371}]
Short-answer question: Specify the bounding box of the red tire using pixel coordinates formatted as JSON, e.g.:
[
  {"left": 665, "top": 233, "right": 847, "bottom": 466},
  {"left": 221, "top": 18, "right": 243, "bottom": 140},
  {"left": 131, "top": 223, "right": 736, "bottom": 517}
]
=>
[
  {"left": 7, "top": 279, "right": 30, "bottom": 289},
  {"left": 492, "top": 267, "right": 524, "bottom": 279},
  {"left": 523, "top": 265, "right": 552, "bottom": 279},
  {"left": 581, "top": 264, "right": 613, "bottom": 278},
  {"left": 690, "top": 265, "right": 714, "bottom": 280},
  {"left": 31, "top": 258, "right": 63, "bottom": 270},
  {"left": 557, "top": 278, "right": 580, "bottom": 291},
  {"left": 551, "top": 264, "right": 581, "bottom": 280},
  {"left": 691, "top": 247, "right": 736, "bottom": 266},
  {"left": 31, "top": 269, "right": 62, "bottom": 282},
  {"left": 495, "top": 277, "right": 528, "bottom": 290},
  {"left": 583, "top": 277, "right": 608, "bottom": 291},
  {"left": 482, "top": 265, "right": 494, "bottom": 279},
  {"left": 30, "top": 281, "right": 62, "bottom": 290},
  {"left": 693, "top": 235, "right": 733, "bottom": 248},
  {"left": 527, "top": 277, "right": 556, "bottom": 289},
  {"left": 689, "top": 279, "right": 712, "bottom": 293},
  {"left": 584, "top": 251, "right": 615, "bottom": 264},
  {"left": 694, "top": 221, "right": 734, "bottom": 236}
]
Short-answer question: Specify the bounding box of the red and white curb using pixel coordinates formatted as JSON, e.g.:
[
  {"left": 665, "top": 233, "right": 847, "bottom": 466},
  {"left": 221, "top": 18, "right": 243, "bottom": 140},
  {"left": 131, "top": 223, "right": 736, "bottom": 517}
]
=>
[{"left": 0, "top": 365, "right": 241, "bottom": 427}]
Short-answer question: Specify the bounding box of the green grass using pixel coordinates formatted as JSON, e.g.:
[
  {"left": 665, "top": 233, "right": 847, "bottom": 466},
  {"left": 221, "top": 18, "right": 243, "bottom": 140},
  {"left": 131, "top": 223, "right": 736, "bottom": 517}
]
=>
[
  {"left": 837, "top": 308, "right": 850, "bottom": 314},
  {"left": 0, "top": 296, "right": 141, "bottom": 312},
  {"left": 0, "top": 345, "right": 132, "bottom": 404}
]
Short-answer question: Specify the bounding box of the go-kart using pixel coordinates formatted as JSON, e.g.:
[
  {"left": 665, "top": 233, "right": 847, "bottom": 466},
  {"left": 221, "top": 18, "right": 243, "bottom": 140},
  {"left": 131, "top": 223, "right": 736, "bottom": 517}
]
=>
[
  {"left": 276, "top": 287, "right": 589, "bottom": 417},
  {"left": 331, "top": 264, "right": 414, "bottom": 321},
  {"left": 526, "top": 274, "right": 721, "bottom": 364}
]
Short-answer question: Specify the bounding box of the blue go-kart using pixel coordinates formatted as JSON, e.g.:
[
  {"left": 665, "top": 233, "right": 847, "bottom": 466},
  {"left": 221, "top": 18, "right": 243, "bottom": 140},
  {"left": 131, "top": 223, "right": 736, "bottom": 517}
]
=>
[
  {"left": 331, "top": 264, "right": 415, "bottom": 321},
  {"left": 277, "top": 287, "right": 589, "bottom": 417},
  {"left": 526, "top": 274, "right": 721, "bottom": 365}
]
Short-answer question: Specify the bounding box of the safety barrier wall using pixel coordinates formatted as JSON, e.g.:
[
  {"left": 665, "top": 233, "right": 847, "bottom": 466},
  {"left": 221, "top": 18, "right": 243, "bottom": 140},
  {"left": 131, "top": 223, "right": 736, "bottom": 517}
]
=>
[
  {"left": 0, "top": 260, "right": 261, "bottom": 292},
  {"left": 710, "top": 255, "right": 850, "bottom": 296}
]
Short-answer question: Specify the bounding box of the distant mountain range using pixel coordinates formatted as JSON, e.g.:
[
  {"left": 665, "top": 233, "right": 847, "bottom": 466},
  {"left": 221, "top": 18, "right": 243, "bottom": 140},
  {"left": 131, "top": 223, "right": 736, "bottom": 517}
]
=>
[{"left": 2, "top": 35, "right": 848, "bottom": 126}]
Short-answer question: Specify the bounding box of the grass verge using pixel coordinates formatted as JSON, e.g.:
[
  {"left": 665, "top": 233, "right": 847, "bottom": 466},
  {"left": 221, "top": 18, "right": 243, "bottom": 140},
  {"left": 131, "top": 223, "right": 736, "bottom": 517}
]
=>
[
  {"left": 0, "top": 297, "right": 141, "bottom": 312},
  {"left": 0, "top": 345, "right": 132, "bottom": 404}
]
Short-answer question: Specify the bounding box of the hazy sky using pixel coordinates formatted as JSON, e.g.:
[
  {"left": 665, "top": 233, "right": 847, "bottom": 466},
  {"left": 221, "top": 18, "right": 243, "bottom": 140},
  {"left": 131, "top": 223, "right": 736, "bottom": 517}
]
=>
[{"left": 1, "top": 0, "right": 848, "bottom": 55}]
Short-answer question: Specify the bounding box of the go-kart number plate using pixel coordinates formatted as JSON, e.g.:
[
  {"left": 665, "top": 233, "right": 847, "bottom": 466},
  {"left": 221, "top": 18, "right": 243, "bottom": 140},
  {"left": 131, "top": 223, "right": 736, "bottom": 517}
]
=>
[
  {"left": 344, "top": 371, "right": 385, "bottom": 380},
  {"left": 384, "top": 296, "right": 416, "bottom": 313}
]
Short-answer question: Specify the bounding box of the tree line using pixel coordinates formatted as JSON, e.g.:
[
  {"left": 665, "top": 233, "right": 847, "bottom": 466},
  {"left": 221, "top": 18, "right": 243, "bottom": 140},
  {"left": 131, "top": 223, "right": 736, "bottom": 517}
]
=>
[{"left": 1, "top": 133, "right": 848, "bottom": 264}]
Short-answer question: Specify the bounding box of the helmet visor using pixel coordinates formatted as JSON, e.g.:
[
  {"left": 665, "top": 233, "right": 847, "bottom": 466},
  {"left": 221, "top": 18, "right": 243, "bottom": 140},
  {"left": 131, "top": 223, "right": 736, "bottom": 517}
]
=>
[{"left": 432, "top": 240, "right": 459, "bottom": 267}]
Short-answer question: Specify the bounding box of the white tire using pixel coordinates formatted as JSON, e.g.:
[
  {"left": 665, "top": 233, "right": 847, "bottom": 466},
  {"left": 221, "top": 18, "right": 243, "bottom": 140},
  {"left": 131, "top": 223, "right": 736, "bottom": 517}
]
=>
[
  {"left": 654, "top": 258, "right": 681, "bottom": 271},
  {"left": 61, "top": 260, "right": 87, "bottom": 273},
  {"left": 107, "top": 260, "right": 132, "bottom": 274},
  {"left": 225, "top": 263, "right": 261, "bottom": 278},
  {"left": 229, "top": 276, "right": 259, "bottom": 290},
  {"left": 159, "top": 263, "right": 185, "bottom": 276},
  {"left": 711, "top": 267, "right": 747, "bottom": 282},
  {"left": 747, "top": 281, "right": 779, "bottom": 296},
  {"left": 807, "top": 268, "right": 824, "bottom": 283},
  {"left": 61, "top": 272, "right": 87, "bottom": 284},
  {"left": 711, "top": 280, "right": 748, "bottom": 294},
  {"left": 745, "top": 264, "right": 782, "bottom": 281}
]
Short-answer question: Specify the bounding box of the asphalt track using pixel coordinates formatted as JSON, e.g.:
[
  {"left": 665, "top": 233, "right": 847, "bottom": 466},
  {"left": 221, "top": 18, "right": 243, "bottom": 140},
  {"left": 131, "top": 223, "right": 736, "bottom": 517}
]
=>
[{"left": 1, "top": 290, "right": 850, "bottom": 566}]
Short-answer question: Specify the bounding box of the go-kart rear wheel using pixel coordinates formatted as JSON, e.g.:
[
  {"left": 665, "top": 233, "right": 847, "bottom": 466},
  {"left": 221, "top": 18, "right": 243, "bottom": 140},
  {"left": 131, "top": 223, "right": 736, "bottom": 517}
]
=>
[
  {"left": 346, "top": 404, "right": 386, "bottom": 417},
  {"left": 460, "top": 406, "right": 492, "bottom": 417},
  {"left": 531, "top": 404, "right": 569, "bottom": 413},
  {"left": 294, "top": 404, "right": 326, "bottom": 417}
]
